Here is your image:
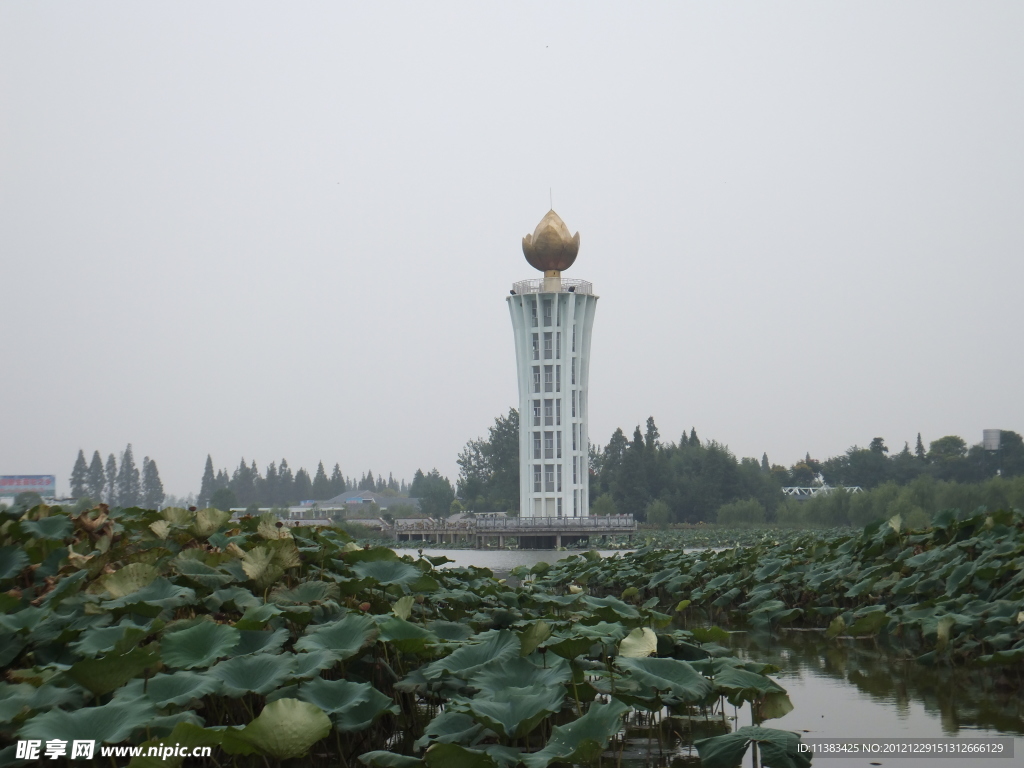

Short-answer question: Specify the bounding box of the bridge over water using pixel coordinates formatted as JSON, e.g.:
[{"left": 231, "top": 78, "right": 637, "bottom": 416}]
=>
[{"left": 393, "top": 514, "right": 636, "bottom": 549}]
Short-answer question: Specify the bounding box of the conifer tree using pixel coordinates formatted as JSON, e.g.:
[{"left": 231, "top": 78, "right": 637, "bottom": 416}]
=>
[
  {"left": 330, "top": 464, "right": 346, "bottom": 496},
  {"left": 70, "top": 450, "right": 89, "bottom": 499},
  {"left": 264, "top": 461, "right": 279, "bottom": 507},
  {"left": 87, "top": 451, "right": 105, "bottom": 500},
  {"left": 915, "top": 433, "right": 927, "bottom": 461},
  {"left": 644, "top": 417, "right": 660, "bottom": 451},
  {"left": 116, "top": 444, "right": 141, "bottom": 507},
  {"left": 199, "top": 455, "right": 216, "bottom": 507},
  {"left": 689, "top": 428, "right": 699, "bottom": 446},
  {"left": 761, "top": 453, "right": 770, "bottom": 473},
  {"left": 293, "top": 468, "right": 313, "bottom": 501},
  {"left": 312, "top": 461, "right": 331, "bottom": 500},
  {"left": 105, "top": 454, "right": 118, "bottom": 504},
  {"left": 141, "top": 457, "right": 165, "bottom": 508},
  {"left": 278, "top": 459, "right": 294, "bottom": 505}
]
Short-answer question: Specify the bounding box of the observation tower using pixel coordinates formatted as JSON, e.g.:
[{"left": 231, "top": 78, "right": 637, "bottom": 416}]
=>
[{"left": 508, "top": 210, "right": 597, "bottom": 518}]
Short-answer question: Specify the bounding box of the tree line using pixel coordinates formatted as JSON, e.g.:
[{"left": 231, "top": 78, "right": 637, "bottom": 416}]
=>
[{"left": 68, "top": 446, "right": 164, "bottom": 508}]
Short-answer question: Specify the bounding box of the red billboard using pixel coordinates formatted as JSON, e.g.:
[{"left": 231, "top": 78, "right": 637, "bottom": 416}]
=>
[{"left": 0, "top": 475, "right": 57, "bottom": 496}]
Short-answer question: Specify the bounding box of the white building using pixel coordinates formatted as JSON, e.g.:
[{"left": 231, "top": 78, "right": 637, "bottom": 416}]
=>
[{"left": 508, "top": 210, "right": 598, "bottom": 518}]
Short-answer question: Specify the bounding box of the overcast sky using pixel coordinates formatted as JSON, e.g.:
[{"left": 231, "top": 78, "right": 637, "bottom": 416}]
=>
[{"left": 2, "top": 3, "right": 1022, "bottom": 497}]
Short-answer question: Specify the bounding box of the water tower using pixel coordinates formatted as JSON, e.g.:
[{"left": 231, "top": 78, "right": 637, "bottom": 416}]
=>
[{"left": 508, "top": 210, "right": 598, "bottom": 518}]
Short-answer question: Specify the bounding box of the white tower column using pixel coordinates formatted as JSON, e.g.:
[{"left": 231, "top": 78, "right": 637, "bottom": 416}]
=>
[{"left": 508, "top": 210, "right": 597, "bottom": 518}]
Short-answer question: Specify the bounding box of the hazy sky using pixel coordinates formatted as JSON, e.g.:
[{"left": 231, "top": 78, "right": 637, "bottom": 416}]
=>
[{"left": 2, "top": 3, "right": 1022, "bottom": 497}]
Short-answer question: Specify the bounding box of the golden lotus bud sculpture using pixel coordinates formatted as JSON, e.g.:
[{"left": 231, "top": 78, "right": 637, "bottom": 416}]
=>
[{"left": 522, "top": 209, "right": 580, "bottom": 272}]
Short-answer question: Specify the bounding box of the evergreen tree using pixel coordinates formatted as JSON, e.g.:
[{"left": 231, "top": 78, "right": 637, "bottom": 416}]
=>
[
  {"left": 215, "top": 469, "right": 230, "bottom": 490},
  {"left": 330, "top": 463, "right": 346, "bottom": 496},
  {"left": 358, "top": 471, "right": 376, "bottom": 492},
  {"left": 199, "top": 455, "right": 216, "bottom": 507},
  {"left": 116, "top": 444, "right": 141, "bottom": 507},
  {"left": 230, "top": 458, "right": 258, "bottom": 507},
  {"left": 617, "top": 427, "right": 650, "bottom": 517},
  {"left": 409, "top": 469, "right": 427, "bottom": 498},
  {"left": 293, "top": 468, "right": 313, "bottom": 501},
  {"left": 915, "top": 433, "right": 927, "bottom": 461},
  {"left": 264, "top": 461, "right": 279, "bottom": 507},
  {"left": 760, "top": 453, "right": 770, "bottom": 473},
  {"left": 644, "top": 417, "right": 660, "bottom": 451},
  {"left": 376, "top": 474, "right": 385, "bottom": 493},
  {"left": 141, "top": 457, "right": 165, "bottom": 508},
  {"left": 598, "top": 428, "right": 629, "bottom": 497},
  {"left": 278, "top": 459, "right": 294, "bottom": 505},
  {"left": 70, "top": 450, "right": 89, "bottom": 499},
  {"left": 87, "top": 451, "right": 105, "bottom": 500},
  {"left": 689, "top": 428, "right": 699, "bottom": 446},
  {"left": 105, "top": 454, "right": 118, "bottom": 504},
  {"left": 312, "top": 461, "right": 331, "bottom": 500}
]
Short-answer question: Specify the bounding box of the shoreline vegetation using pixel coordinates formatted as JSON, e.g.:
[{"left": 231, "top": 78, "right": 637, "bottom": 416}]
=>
[{"left": 1, "top": 499, "right": 1020, "bottom": 767}]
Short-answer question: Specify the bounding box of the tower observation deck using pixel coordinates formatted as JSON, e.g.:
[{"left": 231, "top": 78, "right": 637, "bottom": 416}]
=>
[{"left": 508, "top": 210, "right": 598, "bottom": 519}]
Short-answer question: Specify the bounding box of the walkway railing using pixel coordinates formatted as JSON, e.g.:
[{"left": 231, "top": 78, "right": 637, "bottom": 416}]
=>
[
  {"left": 475, "top": 515, "right": 634, "bottom": 530},
  {"left": 511, "top": 278, "right": 594, "bottom": 296}
]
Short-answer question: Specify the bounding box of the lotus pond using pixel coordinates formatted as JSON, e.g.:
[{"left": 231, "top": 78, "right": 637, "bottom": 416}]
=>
[{"left": 1, "top": 502, "right": 1021, "bottom": 767}]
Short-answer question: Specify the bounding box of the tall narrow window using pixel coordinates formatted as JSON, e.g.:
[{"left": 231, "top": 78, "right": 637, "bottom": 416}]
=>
[
  {"left": 574, "top": 490, "right": 578, "bottom": 515},
  {"left": 544, "top": 399, "right": 553, "bottom": 426},
  {"left": 556, "top": 365, "right": 561, "bottom": 392},
  {"left": 531, "top": 300, "right": 538, "bottom": 328},
  {"left": 544, "top": 365, "right": 553, "bottom": 392},
  {"left": 533, "top": 366, "right": 540, "bottom": 393},
  {"left": 572, "top": 391, "right": 577, "bottom": 417},
  {"left": 543, "top": 332, "right": 552, "bottom": 359},
  {"left": 543, "top": 299, "right": 552, "bottom": 326},
  {"left": 573, "top": 456, "right": 578, "bottom": 484},
  {"left": 556, "top": 332, "right": 561, "bottom": 358},
  {"left": 556, "top": 399, "right": 561, "bottom": 426},
  {"left": 544, "top": 431, "right": 553, "bottom": 459},
  {"left": 557, "top": 465, "right": 562, "bottom": 492},
  {"left": 557, "top": 497, "right": 563, "bottom": 517},
  {"left": 545, "top": 465, "right": 555, "bottom": 492},
  {"left": 572, "top": 324, "right": 576, "bottom": 352},
  {"left": 532, "top": 400, "right": 541, "bottom": 426},
  {"left": 572, "top": 424, "right": 577, "bottom": 450},
  {"left": 556, "top": 431, "right": 562, "bottom": 458},
  {"left": 533, "top": 432, "right": 541, "bottom": 460},
  {"left": 534, "top": 465, "right": 541, "bottom": 493},
  {"left": 532, "top": 334, "right": 539, "bottom": 361},
  {"left": 571, "top": 358, "right": 576, "bottom": 385}
]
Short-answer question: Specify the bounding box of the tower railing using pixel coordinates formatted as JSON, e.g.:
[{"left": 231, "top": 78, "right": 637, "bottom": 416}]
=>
[{"left": 512, "top": 278, "right": 593, "bottom": 296}]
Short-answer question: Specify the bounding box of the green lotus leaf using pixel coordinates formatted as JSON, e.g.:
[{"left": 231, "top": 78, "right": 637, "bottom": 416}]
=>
[
  {"left": 173, "top": 558, "right": 234, "bottom": 590},
  {"left": 392, "top": 595, "right": 415, "bottom": 620},
  {"left": 100, "top": 563, "right": 161, "bottom": 598},
  {"left": 289, "top": 649, "right": 336, "bottom": 678},
  {"left": 238, "top": 698, "right": 331, "bottom": 760},
  {"left": 428, "top": 621, "right": 475, "bottom": 642},
  {"left": 695, "top": 726, "right": 811, "bottom": 768},
  {"left": 241, "top": 546, "right": 285, "bottom": 590},
  {"left": 298, "top": 678, "right": 399, "bottom": 732},
  {"left": 20, "top": 515, "right": 73, "bottom": 541},
  {"left": 192, "top": 508, "right": 231, "bottom": 538},
  {"left": 712, "top": 667, "right": 786, "bottom": 705},
  {"left": 517, "top": 620, "right": 551, "bottom": 656},
  {"left": 414, "top": 711, "right": 486, "bottom": 750},
  {"left": 758, "top": 691, "right": 795, "bottom": 721},
  {"left": 421, "top": 630, "right": 521, "bottom": 681},
  {"left": 105, "top": 578, "right": 197, "bottom": 615},
  {"left": 616, "top": 657, "right": 714, "bottom": 703},
  {"left": 0, "top": 683, "right": 87, "bottom": 722},
  {"left": 19, "top": 697, "right": 158, "bottom": 744},
  {"left": 619, "top": 627, "right": 657, "bottom": 658},
  {"left": 161, "top": 507, "right": 195, "bottom": 526},
  {"left": 378, "top": 617, "right": 438, "bottom": 655},
  {"left": 235, "top": 603, "right": 285, "bottom": 630},
  {"left": 235, "top": 627, "right": 289, "bottom": 656},
  {"left": 359, "top": 751, "right": 424, "bottom": 768},
  {"left": 116, "top": 671, "right": 223, "bottom": 707},
  {"left": 270, "top": 580, "right": 339, "bottom": 605},
  {"left": 71, "top": 619, "right": 152, "bottom": 657},
  {"left": 162, "top": 621, "right": 240, "bottom": 669},
  {"left": 206, "top": 586, "right": 263, "bottom": 612},
  {"left": 68, "top": 644, "right": 161, "bottom": 695},
  {"left": 293, "top": 613, "right": 378, "bottom": 661},
  {"left": 460, "top": 683, "right": 565, "bottom": 739},
  {"left": 209, "top": 652, "right": 294, "bottom": 696},
  {"left": 423, "top": 743, "right": 522, "bottom": 768},
  {"left": 469, "top": 655, "right": 571, "bottom": 692},
  {"left": 521, "top": 699, "right": 629, "bottom": 768},
  {"left": 351, "top": 559, "right": 424, "bottom": 587}
]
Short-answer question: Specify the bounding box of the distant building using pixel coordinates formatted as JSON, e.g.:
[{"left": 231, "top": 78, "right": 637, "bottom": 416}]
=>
[{"left": 320, "top": 490, "right": 421, "bottom": 513}]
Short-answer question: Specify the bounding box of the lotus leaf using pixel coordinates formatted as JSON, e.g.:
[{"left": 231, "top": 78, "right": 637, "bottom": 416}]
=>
[
  {"left": 470, "top": 655, "right": 571, "bottom": 691},
  {"left": 517, "top": 620, "right": 551, "bottom": 656},
  {"left": 352, "top": 559, "right": 424, "bottom": 587},
  {"left": 235, "top": 602, "right": 285, "bottom": 630},
  {"left": 460, "top": 683, "right": 566, "bottom": 739},
  {"left": 618, "top": 627, "right": 657, "bottom": 658},
  {"left": 695, "top": 726, "right": 811, "bottom": 768},
  {"left": 105, "top": 577, "right": 196, "bottom": 615},
  {"left": 100, "top": 563, "right": 160, "bottom": 598},
  {"left": 161, "top": 507, "right": 195, "bottom": 525},
  {"left": 237, "top": 698, "right": 331, "bottom": 760},
  {"left": 209, "top": 653, "right": 295, "bottom": 696},
  {"left": 116, "top": 671, "right": 222, "bottom": 707},
  {"left": 428, "top": 620, "right": 475, "bottom": 642},
  {"left": 616, "top": 657, "right": 714, "bottom": 703},
  {"left": 19, "top": 515, "right": 73, "bottom": 540},
  {"left": 241, "top": 546, "right": 285, "bottom": 590},
  {"left": 68, "top": 644, "right": 161, "bottom": 695},
  {"left": 173, "top": 558, "right": 234, "bottom": 590},
  {"left": 235, "top": 627, "right": 289, "bottom": 655},
  {"left": 288, "top": 649, "right": 336, "bottom": 678},
  {"left": 521, "top": 699, "right": 629, "bottom": 768},
  {"left": 414, "top": 711, "right": 487, "bottom": 750},
  {"left": 421, "top": 630, "right": 520, "bottom": 681},
  {"left": 359, "top": 752, "right": 424, "bottom": 767},
  {"left": 294, "top": 612, "right": 378, "bottom": 661},
  {"left": 423, "top": 743, "right": 524, "bottom": 768},
  {"left": 271, "top": 580, "right": 340, "bottom": 604},
  {"left": 392, "top": 595, "right": 415, "bottom": 620},
  {"left": 19, "top": 697, "right": 158, "bottom": 744},
  {"left": 192, "top": 507, "right": 231, "bottom": 538},
  {"left": 71, "top": 619, "right": 152, "bottom": 657},
  {"left": 162, "top": 621, "right": 240, "bottom": 669},
  {"left": 378, "top": 616, "right": 438, "bottom": 655}
]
